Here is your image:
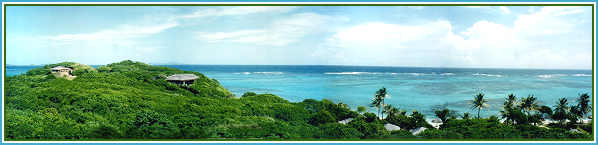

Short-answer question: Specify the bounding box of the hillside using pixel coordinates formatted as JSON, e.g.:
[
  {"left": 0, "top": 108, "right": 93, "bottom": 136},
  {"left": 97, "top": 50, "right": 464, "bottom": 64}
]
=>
[
  {"left": 4, "top": 60, "right": 592, "bottom": 140},
  {"left": 5, "top": 60, "right": 362, "bottom": 139}
]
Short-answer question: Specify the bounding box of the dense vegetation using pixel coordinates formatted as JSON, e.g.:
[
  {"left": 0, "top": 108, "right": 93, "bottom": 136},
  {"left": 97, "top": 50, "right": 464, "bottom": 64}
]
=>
[{"left": 4, "top": 60, "right": 593, "bottom": 140}]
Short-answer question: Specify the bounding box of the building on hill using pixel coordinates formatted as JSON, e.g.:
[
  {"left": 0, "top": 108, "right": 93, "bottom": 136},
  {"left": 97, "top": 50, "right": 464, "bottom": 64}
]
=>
[
  {"left": 51, "top": 66, "right": 75, "bottom": 79},
  {"left": 166, "top": 74, "right": 199, "bottom": 85}
]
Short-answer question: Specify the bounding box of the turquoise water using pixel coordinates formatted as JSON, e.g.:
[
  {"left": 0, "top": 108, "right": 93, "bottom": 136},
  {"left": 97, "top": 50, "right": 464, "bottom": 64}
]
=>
[{"left": 6, "top": 65, "right": 593, "bottom": 118}]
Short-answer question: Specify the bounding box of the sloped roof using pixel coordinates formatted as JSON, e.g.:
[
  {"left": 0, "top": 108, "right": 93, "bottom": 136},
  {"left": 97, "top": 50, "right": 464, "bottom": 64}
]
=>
[
  {"left": 338, "top": 118, "right": 354, "bottom": 125},
  {"left": 410, "top": 127, "right": 427, "bottom": 135},
  {"left": 51, "top": 66, "right": 72, "bottom": 70},
  {"left": 166, "top": 74, "right": 199, "bottom": 81},
  {"left": 384, "top": 123, "right": 401, "bottom": 131}
]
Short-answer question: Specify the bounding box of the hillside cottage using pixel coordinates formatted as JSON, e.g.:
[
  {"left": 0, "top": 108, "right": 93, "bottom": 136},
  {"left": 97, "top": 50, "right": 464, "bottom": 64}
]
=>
[
  {"left": 51, "top": 66, "right": 74, "bottom": 78},
  {"left": 166, "top": 74, "right": 199, "bottom": 85}
]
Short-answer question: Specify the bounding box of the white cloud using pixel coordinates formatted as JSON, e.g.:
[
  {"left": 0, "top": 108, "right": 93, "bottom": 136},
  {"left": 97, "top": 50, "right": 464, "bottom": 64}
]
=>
[
  {"left": 324, "top": 6, "right": 591, "bottom": 69},
  {"left": 453, "top": 6, "right": 590, "bottom": 69},
  {"left": 328, "top": 21, "right": 452, "bottom": 49},
  {"left": 198, "top": 30, "right": 265, "bottom": 41},
  {"left": 462, "top": 6, "right": 512, "bottom": 15},
  {"left": 499, "top": 6, "right": 511, "bottom": 14},
  {"left": 47, "top": 22, "right": 178, "bottom": 41},
  {"left": 196, "top": 12, "right": 348, "bottom": 46},
  {"left": 11, "top": 19, "right": 180, "bottom": 65},
  {"left": 179, "top": 6, "right": 296, "bottom": 19},
  {"left": 9, "top": 6, "right": 591, "bottom": 69},
  {"left": 324, "top": 20, "right": 459, "bottom": 66},
  {"left": 17, "top": 6, "right": 300, "bottom": 64}
]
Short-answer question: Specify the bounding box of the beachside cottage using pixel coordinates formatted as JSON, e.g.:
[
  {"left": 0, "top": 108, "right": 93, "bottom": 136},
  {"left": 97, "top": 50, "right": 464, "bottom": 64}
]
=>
[
  {"left": 166, "top": 74, "right": 199, "bottom": 85},
  {"left": 51, "top": 66, "right": 74, "bottom": 78}
]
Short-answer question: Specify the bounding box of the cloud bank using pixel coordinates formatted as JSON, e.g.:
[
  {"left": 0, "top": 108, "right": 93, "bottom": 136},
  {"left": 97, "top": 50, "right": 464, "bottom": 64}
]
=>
[{"left": 6, "top": 6, "right": 592, "bottom": 69}]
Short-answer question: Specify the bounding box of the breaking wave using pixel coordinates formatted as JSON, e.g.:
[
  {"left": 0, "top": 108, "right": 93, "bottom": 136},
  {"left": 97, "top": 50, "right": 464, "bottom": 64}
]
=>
[
  {"left": 234, "top": 72, "right": 284, "bottom": 75},
  {"left": 538, "top": 74, "right": 591, "bottom": 78},
  {"left": 472, "top": 73, "right": 503, "bottom": 77},
  {"left": 572, "top": 74, "right": 591, "bottom": 77},
  {"left": 440, "top": 73, "right": 456, "bottom": 76},
  {"left": 324, "top": 72, "right": 378, "bottom": 75},
  {"left": 253, "top": 72, "right": 284, "bottom": 75},
  {"left": 537, "top": 74, "right": 567, "bottom": 78},
  {"left": 324, "top": 72, "right": 449, "bottom": 76}
]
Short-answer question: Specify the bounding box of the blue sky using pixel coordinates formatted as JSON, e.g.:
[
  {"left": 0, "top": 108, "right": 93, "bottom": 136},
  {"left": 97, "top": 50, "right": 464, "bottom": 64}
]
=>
[{"left": 6, "top": 6, "right": 593, "bottom": 69}]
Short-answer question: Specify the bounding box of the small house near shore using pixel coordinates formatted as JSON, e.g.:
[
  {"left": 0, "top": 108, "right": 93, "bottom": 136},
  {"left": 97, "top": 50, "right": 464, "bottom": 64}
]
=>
[
  {"left": 51, "top": 66, "right": 75, "bottom": 79},
  {"left": 166, "top": 74, "right": 199, "bottom": 85}
]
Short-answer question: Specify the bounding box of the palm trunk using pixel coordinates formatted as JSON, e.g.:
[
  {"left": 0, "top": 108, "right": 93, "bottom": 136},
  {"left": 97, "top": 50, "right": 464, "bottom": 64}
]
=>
[
  {"left": 477, "top": 109, "right": 480, "bottom": 119},
  {"left": 377, "top": 107, "right": 381, "bottom": 119},
  {"left": 382, "top": 99, "right": 385, "bottom": 119}
]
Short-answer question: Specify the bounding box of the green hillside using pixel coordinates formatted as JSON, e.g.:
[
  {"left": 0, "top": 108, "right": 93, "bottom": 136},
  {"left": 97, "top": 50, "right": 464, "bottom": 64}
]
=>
[
  {"left": 4, "top": 60, "right": 592, "bottom": 140},
  {"left": 5, "top": 60, "right": 363, "bottom": 139}
]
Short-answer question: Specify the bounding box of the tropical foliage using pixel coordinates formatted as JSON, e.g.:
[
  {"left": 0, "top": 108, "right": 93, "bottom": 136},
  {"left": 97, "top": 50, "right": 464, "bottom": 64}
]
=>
[
  {"left": 471, "top": 93, "right": 488, "bottom": 119},
  {"left": 4, "top": 61, "right": 593, "bottom": 140}
]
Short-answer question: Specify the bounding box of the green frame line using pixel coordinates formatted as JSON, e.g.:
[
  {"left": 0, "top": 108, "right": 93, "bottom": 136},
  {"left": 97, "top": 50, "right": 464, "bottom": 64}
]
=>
[{"left": 1, "top": 3, "right": 596, "bottom": 142}]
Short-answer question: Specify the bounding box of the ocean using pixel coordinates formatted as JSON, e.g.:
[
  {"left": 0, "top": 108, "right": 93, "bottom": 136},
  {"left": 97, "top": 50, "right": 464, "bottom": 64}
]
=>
[{"left": 5, "top": 65, "right": 593, "bottom": 118}]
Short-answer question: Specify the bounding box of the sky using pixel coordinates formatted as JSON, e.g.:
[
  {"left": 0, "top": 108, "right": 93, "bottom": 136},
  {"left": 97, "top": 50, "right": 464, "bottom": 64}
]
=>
[{"left": 6, "top": 6, "right": 593, "bottom": 69}]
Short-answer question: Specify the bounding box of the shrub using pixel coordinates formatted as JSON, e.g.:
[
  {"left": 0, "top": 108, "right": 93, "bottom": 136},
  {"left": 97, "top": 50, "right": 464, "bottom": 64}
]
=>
[
  {"left": 309, "top": 110, "right": 336, "bottom": 125},
  {"left": 363, "top": 112, "right": 378, "bottom": 123},
  {"left": 318, "top": 123, "right": 363, "bottom": 138},
  {"left": 417, "top": 129, "right": 463, "bottom": 138},
  {"left": 388, "top": 130, "right": 415, "bottom": 138},
  {"left": 241, "top": 94, "right": 289, "bottom": 104},
  {"left": 348, "top": 118, "right": 389, "bottom": 138},
  {"left": 242, "top": 92, "right": 257, "bottom": 97},
  {"left": 89, "top": 124, "right": 121, "bottom": 138}
]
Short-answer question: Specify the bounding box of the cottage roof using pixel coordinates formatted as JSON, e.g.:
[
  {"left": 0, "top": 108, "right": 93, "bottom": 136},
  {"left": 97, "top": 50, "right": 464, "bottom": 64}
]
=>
[
  {"left": 166, "top": 74, "right": 199, "bottom": 81},
  {"left": 51, "top": 66, "right": 72, "bottom": 70}
]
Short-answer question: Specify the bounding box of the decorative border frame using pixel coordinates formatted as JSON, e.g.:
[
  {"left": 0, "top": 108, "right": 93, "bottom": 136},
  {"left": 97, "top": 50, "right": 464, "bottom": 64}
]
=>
[{"left": 1, "top": 1, "right": 595, "bottom": 143}]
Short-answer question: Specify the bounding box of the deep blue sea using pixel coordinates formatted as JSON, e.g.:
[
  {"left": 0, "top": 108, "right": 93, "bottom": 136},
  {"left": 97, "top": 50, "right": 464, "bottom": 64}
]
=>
[{"left": 6, "top": 65, "right": 593, "bottom": 118}]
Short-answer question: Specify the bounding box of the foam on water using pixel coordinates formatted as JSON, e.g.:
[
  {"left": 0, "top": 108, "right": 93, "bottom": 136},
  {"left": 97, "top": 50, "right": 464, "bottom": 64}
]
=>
[
  {"left": 572, "top": 74, "right": 592, "bottom": 77},
  {"left": 253, "top": 72, "right": 284, "bottom": 75},
  {"left": 324, "top": 72, "right": 371, "bottom": 75},
  {"left": 472, "top": 73, "right": 503, "bottom": 77},
  {"left": 324, "top": 72, "right": 439, "bottom": 76},
  {"left": 537, "top": 74, "right": 568, "bottom": 78},
  {"left": 234, "top": 72, "right": 284, "bottom": 75},
  {"left": 440, "top": 73, "right": 456, "bottom": 76}
]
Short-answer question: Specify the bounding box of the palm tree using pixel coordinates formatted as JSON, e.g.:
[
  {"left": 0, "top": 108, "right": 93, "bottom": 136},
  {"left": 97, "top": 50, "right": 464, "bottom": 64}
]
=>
[
  {"left": 471, "top": 93, "right": 488, "bottom": 119},
  {"left": 371, "top": 87, "right": 388, "bottom": 119},
  {"left": 519, "top": 95, "right": 539, "bottom": 117},
  {"left": 505, "top": 94, "right": 517, "bottom": 107},
  {"left": 370, "top": 96, "right": 382, "bottom": 118},
  {"left": 577, "top": 93, "right": 592, "bottom": 121},
  {"left": 435, "top": 108, "right": 456, "bottom": 124},
  {"left": 570, "top": 105, "right": 583, "bottom": 124},
  {"left": 500, "top": 94, "right": 517, "bottom": 124},
  {"left": 377, "top": 87, "right": 388, "bottom": 108},
  {"left": 552, "top": 98, "right": 570, "bottom": 126},
  {"left": 383, "top": 104, "right": 400, "bottom": 119},
  {"left": 462, "top": 112, "right": 471, "bottom": 120},
  {"left": 537, "top": 105, "right": 553, "bottom": 121}
]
